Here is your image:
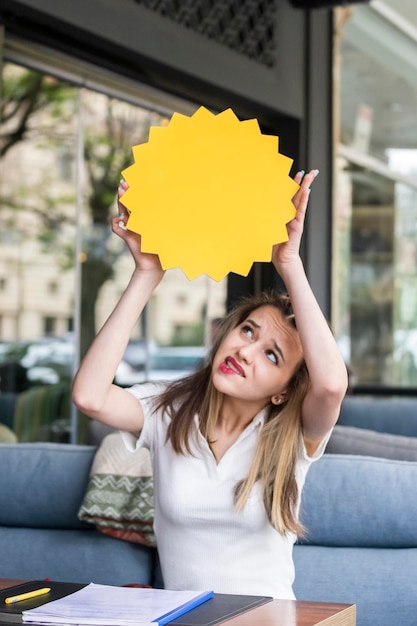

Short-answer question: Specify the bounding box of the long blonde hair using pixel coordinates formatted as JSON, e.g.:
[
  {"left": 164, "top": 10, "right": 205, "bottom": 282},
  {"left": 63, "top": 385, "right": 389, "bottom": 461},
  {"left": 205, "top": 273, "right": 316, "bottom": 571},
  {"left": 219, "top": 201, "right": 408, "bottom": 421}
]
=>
[{"left": 155, "top": 291, "right": 310, "bottom": 536}]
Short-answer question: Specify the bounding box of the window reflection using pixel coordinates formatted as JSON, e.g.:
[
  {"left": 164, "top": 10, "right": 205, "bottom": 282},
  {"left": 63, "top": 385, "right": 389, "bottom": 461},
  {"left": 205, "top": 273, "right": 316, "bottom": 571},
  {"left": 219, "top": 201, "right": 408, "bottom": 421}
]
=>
[
  {"left": 333, "top": 4, "right": 417, "bottom": 389},
  {"left": 0, "top": 62, "right": 226, "bottom": 443}
]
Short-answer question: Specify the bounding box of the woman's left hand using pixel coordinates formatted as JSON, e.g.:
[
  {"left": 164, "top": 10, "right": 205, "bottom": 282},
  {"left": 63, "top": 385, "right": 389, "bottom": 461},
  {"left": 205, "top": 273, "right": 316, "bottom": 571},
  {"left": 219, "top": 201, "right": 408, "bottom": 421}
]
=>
[{"left": 272, "top": 168, "right": 319, "bottom": 271}]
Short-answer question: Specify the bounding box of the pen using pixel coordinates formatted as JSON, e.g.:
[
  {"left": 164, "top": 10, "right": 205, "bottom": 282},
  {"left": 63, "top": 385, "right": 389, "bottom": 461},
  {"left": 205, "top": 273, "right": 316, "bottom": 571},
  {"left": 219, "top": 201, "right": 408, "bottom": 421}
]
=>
[{"left": 5, "top": 587, "right": 51, "bottom": 604}]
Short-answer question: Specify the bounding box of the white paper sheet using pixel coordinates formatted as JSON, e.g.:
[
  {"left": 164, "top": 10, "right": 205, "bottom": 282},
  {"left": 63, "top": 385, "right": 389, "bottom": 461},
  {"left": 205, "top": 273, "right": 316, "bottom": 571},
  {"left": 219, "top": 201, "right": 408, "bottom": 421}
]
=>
[{"left": 22, "top": 583, "right": 213, "bottom": 626}]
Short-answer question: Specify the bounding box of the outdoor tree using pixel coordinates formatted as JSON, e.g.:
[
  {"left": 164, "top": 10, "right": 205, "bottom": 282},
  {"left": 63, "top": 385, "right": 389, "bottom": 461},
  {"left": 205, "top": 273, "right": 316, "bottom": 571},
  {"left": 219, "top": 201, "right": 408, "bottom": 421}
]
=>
[
  {"left": 79, "top": 97, "right": 154, "bottom": 356},
  {"left": 0, "top": 69, "right": 70, "bottom": 157}
]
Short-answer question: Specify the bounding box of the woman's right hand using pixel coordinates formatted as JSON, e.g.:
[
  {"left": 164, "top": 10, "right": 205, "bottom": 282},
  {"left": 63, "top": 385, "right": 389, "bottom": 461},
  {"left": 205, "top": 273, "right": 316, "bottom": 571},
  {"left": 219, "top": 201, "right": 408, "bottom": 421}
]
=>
[{"left": 112, "top": 179, "right": 165, "bottom": 277}]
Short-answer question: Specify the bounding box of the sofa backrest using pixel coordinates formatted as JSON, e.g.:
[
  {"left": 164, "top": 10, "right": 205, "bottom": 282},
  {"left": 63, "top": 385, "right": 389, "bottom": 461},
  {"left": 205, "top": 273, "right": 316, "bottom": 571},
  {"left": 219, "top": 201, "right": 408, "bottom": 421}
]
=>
[
  {"left": 4, "top": 442, "right": 417, "bottom": 551},
  {"left": 299, "top": 453, "right": 417, "bottom": 548},
  {"left": 339, "top": 395, "right": 417, "bottom": 437},
  {"left": 326, "top": 424, "right": 417, "bottom": 461},
  {"left": 0, "top": 442, "right": 96, "bottom": 529}
]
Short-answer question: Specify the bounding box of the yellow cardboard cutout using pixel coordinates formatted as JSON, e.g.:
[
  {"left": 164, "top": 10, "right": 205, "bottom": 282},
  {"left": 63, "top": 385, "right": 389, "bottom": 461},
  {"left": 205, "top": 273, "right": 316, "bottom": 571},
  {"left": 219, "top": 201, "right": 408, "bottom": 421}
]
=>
[{"left": 121, "top": 107, "right": 298, "bottom": 282}]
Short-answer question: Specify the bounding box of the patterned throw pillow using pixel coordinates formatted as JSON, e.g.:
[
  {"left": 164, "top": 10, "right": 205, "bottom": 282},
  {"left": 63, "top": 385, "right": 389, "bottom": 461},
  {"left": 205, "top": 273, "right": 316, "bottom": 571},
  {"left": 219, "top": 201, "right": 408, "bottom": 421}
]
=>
[{"left": 78, "top": 432, "right": 156, "bottom": 547}]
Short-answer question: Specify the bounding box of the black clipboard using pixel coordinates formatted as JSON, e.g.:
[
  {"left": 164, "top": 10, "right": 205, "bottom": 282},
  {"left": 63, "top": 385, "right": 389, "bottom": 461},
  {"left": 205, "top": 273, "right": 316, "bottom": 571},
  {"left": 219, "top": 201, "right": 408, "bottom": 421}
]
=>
[
  {"left": 170, "top": 593, "right": 273, "bottom": 626},
  {"left": 0, "top": 580, "right": 86, "bottom": 624}
]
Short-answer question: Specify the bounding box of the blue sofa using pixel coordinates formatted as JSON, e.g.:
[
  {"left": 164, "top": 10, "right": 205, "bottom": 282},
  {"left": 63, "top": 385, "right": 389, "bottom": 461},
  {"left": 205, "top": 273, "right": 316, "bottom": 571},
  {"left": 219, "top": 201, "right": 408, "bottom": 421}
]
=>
[
  {"left": 1, "top": 395, "right": 417, "bottom": 626},
  {"left": 0, "top": 442, "right": 159, "bottom": 588}
]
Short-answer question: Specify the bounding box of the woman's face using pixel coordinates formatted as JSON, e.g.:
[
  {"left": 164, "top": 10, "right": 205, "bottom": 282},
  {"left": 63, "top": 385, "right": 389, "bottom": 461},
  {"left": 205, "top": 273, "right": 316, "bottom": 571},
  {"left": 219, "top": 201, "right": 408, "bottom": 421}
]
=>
[{"left": 212, "top": 305, "right": 303, "bottom": 415}]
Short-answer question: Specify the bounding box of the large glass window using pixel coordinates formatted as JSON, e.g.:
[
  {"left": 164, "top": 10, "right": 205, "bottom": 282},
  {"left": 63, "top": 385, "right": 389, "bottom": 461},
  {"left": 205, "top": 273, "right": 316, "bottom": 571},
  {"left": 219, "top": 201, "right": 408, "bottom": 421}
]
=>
[
  {"left": 332, "top": 2, "right": 417, "bottom": 390},
  {"left": 0, "top": 55, "right": 227, "bottom": 444}
]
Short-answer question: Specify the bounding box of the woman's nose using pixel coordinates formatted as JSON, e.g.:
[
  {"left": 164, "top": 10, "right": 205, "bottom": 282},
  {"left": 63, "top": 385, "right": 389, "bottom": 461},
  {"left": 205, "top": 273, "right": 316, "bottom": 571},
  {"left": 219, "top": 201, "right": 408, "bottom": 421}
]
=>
[{"left": 237, "top": 342, "right": 255, "bottom": 363}]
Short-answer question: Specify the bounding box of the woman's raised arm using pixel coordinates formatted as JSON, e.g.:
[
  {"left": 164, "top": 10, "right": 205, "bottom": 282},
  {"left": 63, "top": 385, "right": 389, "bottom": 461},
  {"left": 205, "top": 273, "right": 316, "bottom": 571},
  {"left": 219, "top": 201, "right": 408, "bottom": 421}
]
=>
[{"left": 272, "top": 170, "right": 348, "bottom": 451}]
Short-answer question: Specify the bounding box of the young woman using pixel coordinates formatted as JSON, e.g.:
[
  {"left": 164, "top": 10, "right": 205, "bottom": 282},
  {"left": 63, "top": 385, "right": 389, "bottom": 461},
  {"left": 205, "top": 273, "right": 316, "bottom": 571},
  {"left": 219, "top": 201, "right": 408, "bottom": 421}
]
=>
[{"left": 72, "top": 168, "right": 348, "bottom": 599}]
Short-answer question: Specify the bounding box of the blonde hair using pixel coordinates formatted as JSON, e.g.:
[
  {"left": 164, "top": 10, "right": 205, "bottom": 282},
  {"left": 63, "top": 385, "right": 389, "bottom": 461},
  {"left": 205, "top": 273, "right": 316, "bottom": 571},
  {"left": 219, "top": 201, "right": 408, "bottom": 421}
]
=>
[{"left": 155, "top": 291, "right": 310, "bottom": 536}]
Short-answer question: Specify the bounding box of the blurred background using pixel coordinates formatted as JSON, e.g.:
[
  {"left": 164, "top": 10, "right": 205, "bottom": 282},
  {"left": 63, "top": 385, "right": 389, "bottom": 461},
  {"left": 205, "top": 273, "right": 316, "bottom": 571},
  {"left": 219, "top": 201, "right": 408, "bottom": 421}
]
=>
[{"left": 0, "top": 0, "right": 416, "bottom": 442}]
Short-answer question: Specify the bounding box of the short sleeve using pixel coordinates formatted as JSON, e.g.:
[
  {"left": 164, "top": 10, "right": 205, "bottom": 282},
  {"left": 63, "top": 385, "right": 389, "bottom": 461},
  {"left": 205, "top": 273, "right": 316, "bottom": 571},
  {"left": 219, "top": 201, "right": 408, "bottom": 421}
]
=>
[
  {"left": 301, "top": 428, "right": 334, "bottom": 462},
  {"left": 119, "top": 381, "right": 166, "bottom": 452},
  {"left": 295, "top": 429, "right": 334, "bottom": 497}
]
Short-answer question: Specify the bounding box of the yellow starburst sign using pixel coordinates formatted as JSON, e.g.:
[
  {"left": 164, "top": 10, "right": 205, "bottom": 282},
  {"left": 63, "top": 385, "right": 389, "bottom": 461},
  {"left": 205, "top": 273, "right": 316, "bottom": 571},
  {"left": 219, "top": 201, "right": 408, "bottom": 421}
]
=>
[{"left": 121, "top": 106, "right": 298, "bottom": 282}]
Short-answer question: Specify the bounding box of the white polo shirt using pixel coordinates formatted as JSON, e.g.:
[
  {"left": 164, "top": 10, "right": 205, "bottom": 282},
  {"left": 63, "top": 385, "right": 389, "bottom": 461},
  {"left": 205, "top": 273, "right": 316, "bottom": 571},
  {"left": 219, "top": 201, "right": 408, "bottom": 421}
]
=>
[{"left": 122, "top": 382, "right": 329, "bottom": 599}]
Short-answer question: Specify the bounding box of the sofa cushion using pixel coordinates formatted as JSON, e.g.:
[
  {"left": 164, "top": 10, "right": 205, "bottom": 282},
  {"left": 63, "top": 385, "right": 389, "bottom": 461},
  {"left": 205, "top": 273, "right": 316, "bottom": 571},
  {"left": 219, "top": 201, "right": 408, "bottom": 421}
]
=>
[
  {"left": 78, "top": 432, "right": 156, "bottom": 547},
  {"left": 0, "top": 527, "right": 154, "bottom": 586},
  {"left": 0, "top": 442, "right": 95, "bottom": 528},
  {"left": 326, "top": 424, "right": 417, "bottom": 460},
  {"left": 339, "top": 395, "right": 417, "bottom": 437},
  {"left": 299, "top": 453, "right": 417, "bottom": 547}
]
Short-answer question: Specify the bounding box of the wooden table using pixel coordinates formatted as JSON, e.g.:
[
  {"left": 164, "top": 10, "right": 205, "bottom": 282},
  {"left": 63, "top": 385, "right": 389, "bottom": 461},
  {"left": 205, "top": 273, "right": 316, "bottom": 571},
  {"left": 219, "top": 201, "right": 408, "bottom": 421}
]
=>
[
  {"left": 225, "top": 598, "right": 355, "bottom": 626},
  {"left": 0, "top": 579, "right": 355, "bottom": 626}
]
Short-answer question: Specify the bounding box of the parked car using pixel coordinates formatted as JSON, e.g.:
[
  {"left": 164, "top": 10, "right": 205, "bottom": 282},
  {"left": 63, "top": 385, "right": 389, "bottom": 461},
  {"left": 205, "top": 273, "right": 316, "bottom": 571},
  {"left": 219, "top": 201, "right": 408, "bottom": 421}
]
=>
[
  {"left": 148, "top": 345, "right": 207, "bottom": 381},
  {"left": 1, "top": 336, "right": 207, "bottom": 388},
  {"left": 115, "top": 345, "right": 208, "bottom": 386},
  {"left": 20, "top": 337, "right": 74, "bottom": 384}
]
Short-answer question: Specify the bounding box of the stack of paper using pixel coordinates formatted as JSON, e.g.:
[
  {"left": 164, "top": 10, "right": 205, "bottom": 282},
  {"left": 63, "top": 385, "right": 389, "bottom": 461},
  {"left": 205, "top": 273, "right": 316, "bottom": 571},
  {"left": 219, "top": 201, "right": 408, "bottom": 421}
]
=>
[{"left": 22, "top": 583, "right": 214, "bottom": 626}]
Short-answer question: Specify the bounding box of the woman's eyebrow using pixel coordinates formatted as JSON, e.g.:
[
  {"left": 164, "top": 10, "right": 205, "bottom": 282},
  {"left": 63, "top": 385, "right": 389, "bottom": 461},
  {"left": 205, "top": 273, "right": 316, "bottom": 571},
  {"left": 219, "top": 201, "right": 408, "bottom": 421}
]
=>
[
  {"left": 246, "top": 318, "right": 286, "bottom": 363},
  {"left": 272, "top": 340, "right": 286, "bottom": 363}
]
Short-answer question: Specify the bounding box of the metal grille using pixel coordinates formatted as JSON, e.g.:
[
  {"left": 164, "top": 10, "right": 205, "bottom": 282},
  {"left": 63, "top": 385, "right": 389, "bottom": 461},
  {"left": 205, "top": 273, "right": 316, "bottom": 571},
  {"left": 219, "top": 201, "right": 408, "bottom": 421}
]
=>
[{"left": 134, "top": 0, "right": 276, "bottom": 67}]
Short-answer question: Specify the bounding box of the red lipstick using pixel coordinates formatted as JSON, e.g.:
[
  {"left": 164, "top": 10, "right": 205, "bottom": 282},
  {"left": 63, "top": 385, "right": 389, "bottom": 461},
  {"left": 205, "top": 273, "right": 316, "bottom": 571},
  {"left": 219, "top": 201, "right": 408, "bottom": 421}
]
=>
[{"left": 220, "top": 356, "right": 245, "bottom": 377}]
